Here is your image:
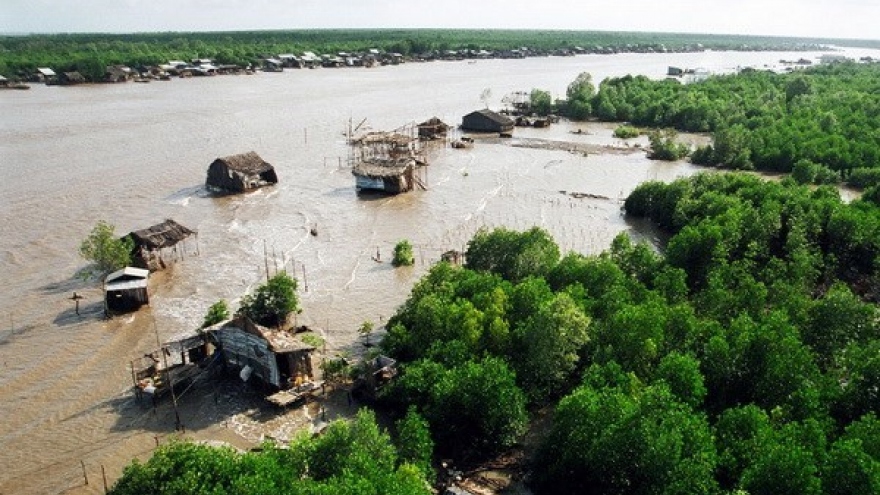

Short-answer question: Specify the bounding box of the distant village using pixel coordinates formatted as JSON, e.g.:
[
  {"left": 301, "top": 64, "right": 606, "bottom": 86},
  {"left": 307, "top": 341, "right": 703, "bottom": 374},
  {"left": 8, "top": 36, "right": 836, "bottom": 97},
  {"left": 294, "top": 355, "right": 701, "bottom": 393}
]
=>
[
  {"left": 4, "top": 45, "right": 682, "bottom": 86},
  {"left": 4, "top": 40, "right": 869, "bottom": 89}
]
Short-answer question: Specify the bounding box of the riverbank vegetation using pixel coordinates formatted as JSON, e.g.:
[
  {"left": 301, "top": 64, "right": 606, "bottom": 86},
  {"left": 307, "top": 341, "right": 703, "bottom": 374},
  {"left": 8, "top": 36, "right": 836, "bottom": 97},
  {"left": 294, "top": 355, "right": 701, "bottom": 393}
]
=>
[
  {"left": 109, "top": 172, "right": 880, "bottom": 493},
  {"left": 562, "top": 62, "right": 880, "bottom": 187},
  {"left": 0, "top": 28, "right": 845, "bottom": 80},
  {"left": 109, "top": 409, "right": 432, "bottom": 495},
  {"left": 379, "top": 173, "right": 879, "bottom": 493}
]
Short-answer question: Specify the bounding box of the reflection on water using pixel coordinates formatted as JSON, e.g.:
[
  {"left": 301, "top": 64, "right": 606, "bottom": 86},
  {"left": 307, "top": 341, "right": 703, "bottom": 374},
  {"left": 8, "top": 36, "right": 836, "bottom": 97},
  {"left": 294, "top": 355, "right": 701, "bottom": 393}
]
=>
[{"left": 1, "top": 46, "right": 877, "bottom": 493}]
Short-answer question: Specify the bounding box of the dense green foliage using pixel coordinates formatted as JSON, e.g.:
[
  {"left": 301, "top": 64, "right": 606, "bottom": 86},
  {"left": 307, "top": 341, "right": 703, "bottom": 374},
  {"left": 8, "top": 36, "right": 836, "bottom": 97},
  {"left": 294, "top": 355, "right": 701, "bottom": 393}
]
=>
[
  {"left": 0, "top": 29, "right": 841, "bottom": 79},
  {"left": 533, "top": 365, "right": 719, "bottom": 494},
  {"left": 201, "top": 299, "right": 230, "bottom": 328},
  {"left": 613, "top": 125, "right": 641, "bottom": 139},
  {"left": 529, "top": 88, "right": 553, "bottom": 116},
  {"left": 109, "top": 409, "right": 432, "bottom": 495},
  {"left": 379, "top": 172, "right": 880, "bottom": 492},
  {"left": 395, "top": 407, "right": 435, "bottom": 480},
  {"left": 78, "top": 220, "right": 133, "bottom": 278},
  {"left": 648, "top": 128, "right": 691, "bottom": 160},
  {"left": 392, "top": 240, "right": 415, "bottom": 267},
  {"left": 111, "top": 172, "right": 880, "bottom": 492},
  {"left": 381, "top": 355, "right": 528, "bottom": 458},
  {"left": 583, "top": 63, "right": 880, "bottom": 183},
  {"left": 464, "top": 226, "right": 560, "bottom": 283},
  {"left": 563, "top": 72, "right": 595, "bottom": 119},
  {"left": 237, "top": 271, "right": 299, "bottom": 328}
]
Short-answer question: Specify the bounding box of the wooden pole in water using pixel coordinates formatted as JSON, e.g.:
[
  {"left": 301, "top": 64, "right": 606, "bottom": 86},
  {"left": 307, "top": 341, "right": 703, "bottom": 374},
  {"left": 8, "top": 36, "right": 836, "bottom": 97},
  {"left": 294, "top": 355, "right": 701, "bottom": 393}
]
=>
[
  {"left": 81, "top": 460, "right": 88, "bottom": 486},
  {"left": 263, "top": 240, "right": 270, "bottom": 283},
  {"left": 302, "top": 263, "right": 308, "bottom": 292},
  {"left": 101, "top": 464, "right": 108, "bottom": 493}
]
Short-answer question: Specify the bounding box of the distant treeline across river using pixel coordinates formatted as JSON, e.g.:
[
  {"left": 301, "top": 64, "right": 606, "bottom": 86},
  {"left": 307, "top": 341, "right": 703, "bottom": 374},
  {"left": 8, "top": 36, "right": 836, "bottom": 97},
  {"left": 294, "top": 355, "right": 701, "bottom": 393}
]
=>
[{"left": 3, "top": 28, "right": 878, "bottom": 81}]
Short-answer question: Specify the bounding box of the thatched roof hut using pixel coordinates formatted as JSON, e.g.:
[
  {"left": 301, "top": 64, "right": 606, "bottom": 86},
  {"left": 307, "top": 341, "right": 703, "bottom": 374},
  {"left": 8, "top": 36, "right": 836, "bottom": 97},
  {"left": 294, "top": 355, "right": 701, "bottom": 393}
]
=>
[
  {"left": 60, "top": 71, "right": 86, "bottom": 85},
  {"left": 126, "top": 219, "right": 196, "bottom": 271},
  {"left": 352, "top": 158, "right": 416, "bottom": 194},
  {"left": 461, "top": 109, "right": 515, "bottom": 133},
  {"left": 206, "top": 151, "right": 278, "bottom": 193},
  {"left": 418, "top": 117, "right": 450, "bottom": 139}
]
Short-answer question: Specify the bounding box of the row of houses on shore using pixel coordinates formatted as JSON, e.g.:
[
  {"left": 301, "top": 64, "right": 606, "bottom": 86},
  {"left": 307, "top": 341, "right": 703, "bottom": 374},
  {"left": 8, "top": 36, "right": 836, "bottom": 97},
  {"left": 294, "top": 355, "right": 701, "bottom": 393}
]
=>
[{"left": 15, "top": 41, "right": 742, "bottom": 85}]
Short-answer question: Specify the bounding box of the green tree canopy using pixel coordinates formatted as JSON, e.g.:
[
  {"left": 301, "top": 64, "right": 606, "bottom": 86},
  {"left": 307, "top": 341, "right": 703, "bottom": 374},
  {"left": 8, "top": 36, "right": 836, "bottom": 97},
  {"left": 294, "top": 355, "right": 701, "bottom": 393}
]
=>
[
  {"left": 201, "top": 300, "right": 230, "bottom": 328},
  {"left": 386, "top": 356, "right": 527, "bottom": 458},
  {"left": 529, "top": 88, "right": 553, "bottom": 115},
  {"left": 238, "top": 271, "right": 299, "bottom": 328},
  {"left": 465, "top": 226, "right": 560, "bottom": 283},
  {"left": 392, "top": 239, "right": 415, "bottom": 267},
  {"left": 78, "top": 220, "right": 133, "bottom": 279},
  {"left": 533, "top": 379, "right": 718, "bottom": 495},
  {"left": 109, "top": 409, "right": 431, "bottom": 495}
]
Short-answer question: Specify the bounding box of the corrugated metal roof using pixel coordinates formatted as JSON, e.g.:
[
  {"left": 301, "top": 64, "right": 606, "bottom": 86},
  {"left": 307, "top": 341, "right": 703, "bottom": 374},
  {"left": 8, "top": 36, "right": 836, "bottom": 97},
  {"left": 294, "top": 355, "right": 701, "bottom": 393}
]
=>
[
  {"left": 106, "top": 267, "right": 149, "bottom": 283},
  {"left": 105, "top": 279, "right": 148, "bottom": 291},
  {"left": 37, "top": 68, "right": 56, "bottom": 76}
]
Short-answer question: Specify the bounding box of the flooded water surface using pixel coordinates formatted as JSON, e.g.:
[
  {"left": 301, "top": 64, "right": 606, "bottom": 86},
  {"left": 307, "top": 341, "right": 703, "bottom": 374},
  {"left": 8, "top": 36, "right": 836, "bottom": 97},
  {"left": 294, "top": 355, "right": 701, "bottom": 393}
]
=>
[{"left": 1, "top": 47, "right": 877, "bottom": 493}]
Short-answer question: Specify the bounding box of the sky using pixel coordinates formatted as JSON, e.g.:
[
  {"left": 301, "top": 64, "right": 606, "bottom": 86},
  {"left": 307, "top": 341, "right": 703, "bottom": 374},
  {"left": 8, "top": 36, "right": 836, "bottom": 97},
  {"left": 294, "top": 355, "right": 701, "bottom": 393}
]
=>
[{"left": 1, "top": 0, "right": 877, "bottom": 40}]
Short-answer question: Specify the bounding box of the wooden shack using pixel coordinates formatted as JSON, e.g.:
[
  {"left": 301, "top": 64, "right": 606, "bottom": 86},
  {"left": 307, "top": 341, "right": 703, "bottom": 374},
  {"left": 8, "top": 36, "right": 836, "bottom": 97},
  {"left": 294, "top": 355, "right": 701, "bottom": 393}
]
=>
[
  {"left": 353, "top": 355, "right": 398, "bottom": 400},
  {"left": 353, "top": 159, "right": 417, "bottom": 194},
  {"left": 104, "top": 267, "right": 149, "bottom": 314},
  {"left": 461, "top": 109, "right": 515, "bottom": 133},
  {"left": 206, "top": 151, "right": 278, "bottom": 193},
  {"left": 126, "top": 219, "right": 196, "bottom": 271},
  {"left": 60, "top": 71, "right": 86, "bottom": 85},
  {"left": 351, "top": 130, "right": 426, "bottom": 194},
  {"left": 131, "top": 333, "right": 212, "bottom": 401},
  {"left": 205, "top": 316, "right": 316, "bottom": 391},
  {"left": 35, "top": 67, "right": 57, "bottom": 84},
  {"left": 417, "top": 117, "right": 450, "bottom": 140}
]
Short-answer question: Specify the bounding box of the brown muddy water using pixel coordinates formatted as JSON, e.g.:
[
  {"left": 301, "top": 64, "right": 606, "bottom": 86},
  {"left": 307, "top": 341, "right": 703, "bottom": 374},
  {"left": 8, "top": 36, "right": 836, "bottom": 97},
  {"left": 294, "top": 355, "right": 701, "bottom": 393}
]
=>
[{"left": 1, "top": 47, "right": 877, "bottom": 494}]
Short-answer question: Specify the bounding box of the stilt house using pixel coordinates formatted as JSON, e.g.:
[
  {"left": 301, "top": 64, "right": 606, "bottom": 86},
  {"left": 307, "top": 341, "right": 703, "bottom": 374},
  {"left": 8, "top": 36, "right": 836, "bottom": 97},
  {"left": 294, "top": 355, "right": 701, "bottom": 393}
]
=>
[
  {"left": 104, "top": 267, "right": 149, "bottom": 314},
  {"left": 206, "top": 151, "right": 278, "bottom": 193},
  {"left": 126, "top": 219, "right": 196, "bottom": 271},
  {"left": 351, "top": 129, "right": 426, "bottom": 194},
  {"left": 131, "top": 333, "right": 212, "bottom": 400}
]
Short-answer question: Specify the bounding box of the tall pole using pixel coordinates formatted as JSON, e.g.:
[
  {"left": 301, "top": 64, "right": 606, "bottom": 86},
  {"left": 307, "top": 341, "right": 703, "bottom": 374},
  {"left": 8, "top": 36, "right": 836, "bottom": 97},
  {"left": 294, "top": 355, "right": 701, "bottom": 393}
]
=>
[{"left": 154, "top": 322, "right": 182, "bottom": 432}]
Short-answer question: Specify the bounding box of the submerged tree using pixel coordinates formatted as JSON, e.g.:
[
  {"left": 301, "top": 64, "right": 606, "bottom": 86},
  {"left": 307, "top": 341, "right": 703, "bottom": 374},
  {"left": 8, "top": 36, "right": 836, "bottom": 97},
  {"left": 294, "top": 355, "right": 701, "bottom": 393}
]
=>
[
  {"left": 78, "top": 220, "right": 133, "bottom": 279},
  {"left": 648, "top": 128, "right": 690, "bottom": 161},
  {"left": 393, "top": 240, "right": 415, "bottom": 267}
]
